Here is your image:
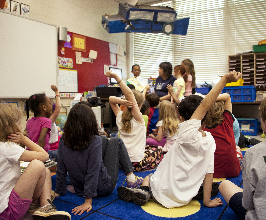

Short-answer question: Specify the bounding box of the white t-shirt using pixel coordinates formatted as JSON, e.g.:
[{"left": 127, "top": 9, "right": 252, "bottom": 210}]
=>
[
  {"left": 0, "top": 142, "right": 24, "bottom": 214},
  {"left": 116, "top": 111, "right": 146, "bottom": 162},
  {"left": 156, "top": 120, "right": 178, "bottom": 152},
  {"left": 49, "top": 122, "right": 58, "bottom": 144},
  {"left": 150, "top": 119, "right": 215, "bottom": 208}
]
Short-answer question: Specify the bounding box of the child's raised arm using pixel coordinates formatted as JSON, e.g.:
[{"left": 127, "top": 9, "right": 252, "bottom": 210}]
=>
[
  {"left": 215, "top": 93, "right": 232, "bottom": 112},
  {"left": 143, "top": 85, "right": 150, "bottom": 99},
  {"left": 50, "top": 84, "right": 61, "bottom": 123},
  {"left": 191, "top": 71, "right": 241, "bottom": 121},
  {"left": 106, "top": 71, "right": 144, "bottom": 124}
]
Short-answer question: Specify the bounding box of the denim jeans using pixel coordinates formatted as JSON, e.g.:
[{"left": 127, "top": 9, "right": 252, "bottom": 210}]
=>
[{"left": 101, "top": 136, "right": 133, "bottom": 190}]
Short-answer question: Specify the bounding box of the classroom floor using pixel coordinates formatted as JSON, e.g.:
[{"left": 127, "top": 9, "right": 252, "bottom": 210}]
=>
[{"left": 22, "top": 132, "right": 265, "bottom": 220}]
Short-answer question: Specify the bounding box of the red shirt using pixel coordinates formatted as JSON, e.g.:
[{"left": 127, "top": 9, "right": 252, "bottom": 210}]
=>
[{"left": 203, "top": 110, "right": 241, "bottom": 178}]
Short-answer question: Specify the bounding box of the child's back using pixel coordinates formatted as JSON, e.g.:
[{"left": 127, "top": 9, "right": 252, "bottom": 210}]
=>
[
  {"left": 150, "top": 96, "right": 216, "bottom": 207},
  {"left": 203, "top": 97, "right": 241, "bottom": 178},
  {"left": 26, "top": 117, "right": 51, "bottom": 152}
]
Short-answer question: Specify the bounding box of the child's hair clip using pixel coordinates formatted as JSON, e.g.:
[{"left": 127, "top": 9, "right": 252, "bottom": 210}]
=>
[{"left": 33, "top": 96, "right": 36, "bottom": 99}]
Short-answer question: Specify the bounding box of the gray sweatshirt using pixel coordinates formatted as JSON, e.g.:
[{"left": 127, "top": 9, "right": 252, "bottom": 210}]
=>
[{"left": 242, "top": 142, "right": 266, "bottom": 220}]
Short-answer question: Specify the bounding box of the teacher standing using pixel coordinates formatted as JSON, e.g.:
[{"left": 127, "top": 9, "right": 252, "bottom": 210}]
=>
[{"left": 154, "top": 62, "right": 176, "bottom": 101}]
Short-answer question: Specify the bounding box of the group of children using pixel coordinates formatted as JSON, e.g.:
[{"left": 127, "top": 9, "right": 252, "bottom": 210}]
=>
[{"left": 0, "top": 59, "right": 265, "bottom": 219}]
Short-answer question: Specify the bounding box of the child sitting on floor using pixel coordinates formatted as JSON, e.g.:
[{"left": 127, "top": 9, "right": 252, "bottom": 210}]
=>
[
  {"left": 0, "top": 103, "right": 70, "bottom": 219},
  {"left": 145, "top": 92, "right": 160, "bottom": 135},
  {"left": 26, "top": 85, "right": 59, "bottom": 158},
  {"left": 117, "top": 70, "right": 241, "bottom": 208},
  {"left": 203, "top": 93, "right": 241, "bottom": 178},
  {"left": 146, "top": 100, "right": 179, "bottom": 152},
  {"left": 106, "top": 71, "right": 162, "bottom": 171},
  {"left": 55, "top": 103, "right": 143, "bottom": 215},
  {"left": 219, "top": 97, "right": 266, "bottom": 220}
]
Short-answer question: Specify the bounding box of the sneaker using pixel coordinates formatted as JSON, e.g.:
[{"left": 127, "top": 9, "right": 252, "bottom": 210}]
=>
[
  {"left": 32, "top": 200, "right": 71, "bottom": 220},
  {"left": 127, "top": 175, "right": 143, "bottom": 189},
  {"left": 117, "top": 186, "right": 150, "bottom": 206},
  {"left": 28, "top": 190, "right": 56, "bottom": 213},
  {"left": 249, "top": 138, "right": 261, "bottom": 146}
]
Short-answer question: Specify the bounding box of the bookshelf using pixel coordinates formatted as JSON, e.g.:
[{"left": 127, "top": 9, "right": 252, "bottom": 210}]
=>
[{"left": 228, "top": 53, "right": 266, "bottom": 90}]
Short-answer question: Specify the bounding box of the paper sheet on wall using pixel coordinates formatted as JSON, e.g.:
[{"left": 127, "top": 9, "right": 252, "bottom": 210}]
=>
[
  {"left": 89, "top": 50, "right": 98, "bottom": 59},
  {"left": 110, "top": 53, "right": 116, "bottom": 66},
  {"left": 109, "top": 43, "right": 117, "bottom": 54},
  {"left": 76, "top": 52, "right": 82, "bottom": 64},
  {"left": 58, "top": 69, "right": 78, "bottom": 92},
  {"left": 117, "top": 45, "right": 124, "bottom": 56}
]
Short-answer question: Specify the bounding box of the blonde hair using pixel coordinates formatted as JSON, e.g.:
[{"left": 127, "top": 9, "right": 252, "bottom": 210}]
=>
[
  {"left": 0, "top": 103, "right": 22, "bottom": 142},
  {"left": 121, "top": 90, "right": 144, "bottom": 133},
  {"left": 159, "top": 100, "right": 179, "bottom": 137},
  {"left": 204, "top": 101, "right": 225, "bottom": 127}
]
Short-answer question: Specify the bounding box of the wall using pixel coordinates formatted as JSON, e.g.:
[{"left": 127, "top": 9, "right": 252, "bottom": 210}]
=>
[{"left": 0, "top": 0, "right": 129, "bottom": 129}]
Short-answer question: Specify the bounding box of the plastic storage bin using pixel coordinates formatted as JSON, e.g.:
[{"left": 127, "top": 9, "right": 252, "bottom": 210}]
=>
[
  {"left": 225, "top": 78, "right": 244, "bottom": 87},
  {"left": 237, "top": 118, "right": 261, "bottom": 136},
  {"left": 195, "top": 87, "right": 211, "bottom": 95},
  {"left": 222, "top": 86, "right": 256, "bottom": 102},
  {"left": 253, "top": 45, "right": 266, "bottom": 53}
]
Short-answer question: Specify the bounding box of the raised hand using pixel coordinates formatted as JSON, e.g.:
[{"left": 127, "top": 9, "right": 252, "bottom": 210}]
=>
[
  {"left": 225, "top": 70, "right": 241, "bottom": 84},
  {"left": 123, "top": 100, "right": 135, "bottom": 108},
  {"left": 51, "top": 84, "right": 58, "bottom": 92},
  {"left": 105, "top": 70, "right": 117, "bottom": 79}
]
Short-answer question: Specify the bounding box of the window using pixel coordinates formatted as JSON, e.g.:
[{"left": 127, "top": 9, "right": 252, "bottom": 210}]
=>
[{"left": 133, "top": 0, "right": 266, "bottom": 84}]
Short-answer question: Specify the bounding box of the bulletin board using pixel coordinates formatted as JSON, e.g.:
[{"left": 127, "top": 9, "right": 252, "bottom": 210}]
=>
[
  {"left": 58, "top": 69, "right": 78, "bottom": 92},
  {"left": 0, "top": 11, "right": 57, "bottom": 98},
  {"left": 58, "top": 31, "right": 111, "bottom": 93}
]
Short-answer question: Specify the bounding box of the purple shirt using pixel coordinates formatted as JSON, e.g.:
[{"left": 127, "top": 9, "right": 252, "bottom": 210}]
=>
[{"left": 26, "top": 117, "right": 52, "bottom": 152}]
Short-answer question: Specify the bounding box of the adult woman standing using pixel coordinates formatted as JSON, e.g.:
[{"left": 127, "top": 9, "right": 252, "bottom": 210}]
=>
[{"left": 154, "top": 62, "right": 176, "bottom": 101}]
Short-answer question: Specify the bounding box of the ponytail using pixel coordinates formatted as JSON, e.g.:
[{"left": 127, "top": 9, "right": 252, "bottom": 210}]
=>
[{"left": 121, "top": 108, "right": 133, "bottom": 133}]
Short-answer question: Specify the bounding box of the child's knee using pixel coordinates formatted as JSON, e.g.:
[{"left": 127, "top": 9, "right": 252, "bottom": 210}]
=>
[
  {"left": 28, "top": 159, "right": 46, "bottom": 172},
  {"left": 219, "top": 180, "right": 230, "bottom": 192}
]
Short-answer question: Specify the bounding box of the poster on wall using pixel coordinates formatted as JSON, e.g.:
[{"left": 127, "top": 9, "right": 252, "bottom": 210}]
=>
[
  {"left": 20, "top": 3, "right": 30, "bottom": 17},
  {"left": 0, "top": 0, "right": 11, "bottom": 12},
  {"left": 58, "top": 56, "right": 73, "bottom": 69},
  {"left": 58, "top": 69, "right": 78, "bottom": 93},
  {"left": 10, "top": 0, "right": 20, "bottom": 14}
]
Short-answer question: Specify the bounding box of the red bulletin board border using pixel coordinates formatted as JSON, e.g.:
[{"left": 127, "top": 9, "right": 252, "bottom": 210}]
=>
[{"left": 58, "top": 32, "right": 111, "bottom": 93}]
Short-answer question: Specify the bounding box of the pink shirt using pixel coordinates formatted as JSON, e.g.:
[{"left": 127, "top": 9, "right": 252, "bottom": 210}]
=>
[
  {"left": 26, "top": 117, "right": 52, "bottom": 152},
  {"left": 184, "top": 74, "right": 192, "bottom": 96}
]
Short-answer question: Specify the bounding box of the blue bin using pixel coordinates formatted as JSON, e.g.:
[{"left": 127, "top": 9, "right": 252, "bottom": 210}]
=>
[{"left": 222, "top": 86, "right": 256, "bottom": 102}]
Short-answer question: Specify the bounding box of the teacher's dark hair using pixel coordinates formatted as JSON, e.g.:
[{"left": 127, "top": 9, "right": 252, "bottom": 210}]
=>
[{"left": 159, "top": 62, "right": 173, "bottom": 78}]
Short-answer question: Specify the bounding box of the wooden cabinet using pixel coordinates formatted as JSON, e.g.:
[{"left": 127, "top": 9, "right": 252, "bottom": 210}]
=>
[{"left": 228, "top": 53, "right": 266, "bottom": 89}]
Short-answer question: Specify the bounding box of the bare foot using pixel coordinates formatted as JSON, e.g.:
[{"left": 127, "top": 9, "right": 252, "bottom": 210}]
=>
[{"left": 67, "top": 185, "right": 75, "bottom": 193}]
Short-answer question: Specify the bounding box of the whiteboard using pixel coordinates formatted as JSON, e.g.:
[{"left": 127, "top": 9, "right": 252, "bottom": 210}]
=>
[
  {"left": 58, "top": 69, "right": 78, "bottom": 92},
  {"left": 0, "top": 12, "right": 58, "bottom": 98}
]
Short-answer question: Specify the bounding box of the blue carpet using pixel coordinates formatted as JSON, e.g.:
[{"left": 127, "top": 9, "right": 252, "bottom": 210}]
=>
[{"left": 51, "top": 152, "right": 246, "bottom": 220}]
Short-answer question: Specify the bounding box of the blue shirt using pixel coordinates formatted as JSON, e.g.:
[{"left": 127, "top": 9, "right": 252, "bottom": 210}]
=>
[{"left": 155, "top": 75, "right": 176, "bottom": 97}]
